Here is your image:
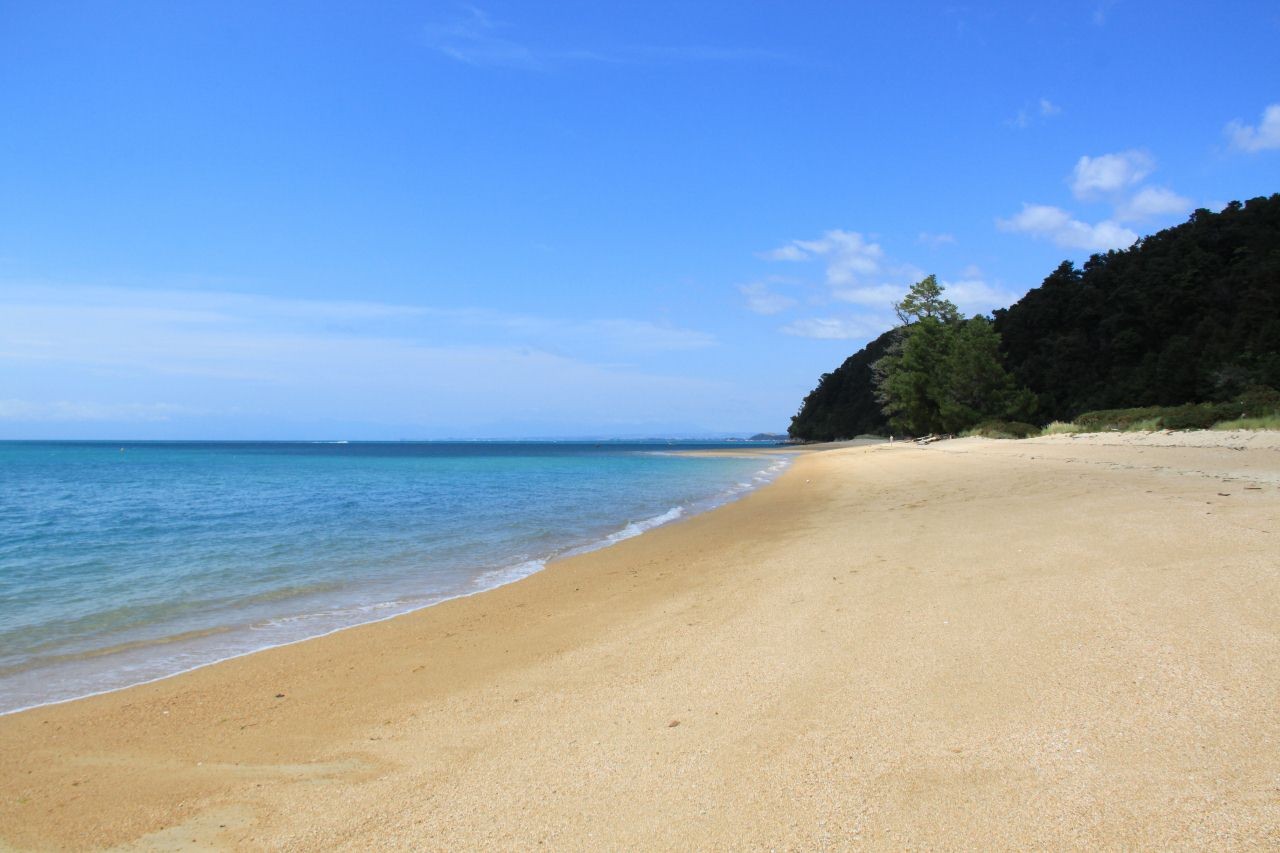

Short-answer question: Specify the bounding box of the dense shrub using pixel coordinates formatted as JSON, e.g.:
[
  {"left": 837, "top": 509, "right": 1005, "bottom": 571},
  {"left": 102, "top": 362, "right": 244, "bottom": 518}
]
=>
[
  {"left": 1160, "top": 403, "right": 1235, "bottom": 430},
  {"left": 1074, "top": 407, "right": 1167, "bottom": 431},
  {"left": 966, "top": 420, "right": 1040, "bottom": 439},
  {"left": 1239, "top": 385, "right": 1280, "bottom": 416},
  {"left": 1073, "top": 390, "right": 1277, "bottom": 431}
]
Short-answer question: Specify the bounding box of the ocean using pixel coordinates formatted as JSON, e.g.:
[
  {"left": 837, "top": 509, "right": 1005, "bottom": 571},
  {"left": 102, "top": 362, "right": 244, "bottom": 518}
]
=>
[{"left": 0, "top": 440, "right": 788, "bottom": 715}]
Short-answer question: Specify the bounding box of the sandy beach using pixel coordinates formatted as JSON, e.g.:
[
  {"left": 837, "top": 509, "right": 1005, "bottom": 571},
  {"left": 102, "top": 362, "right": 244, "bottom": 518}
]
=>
[{"left": 2, "top": 431, "right": 1278, "bottom": 850}]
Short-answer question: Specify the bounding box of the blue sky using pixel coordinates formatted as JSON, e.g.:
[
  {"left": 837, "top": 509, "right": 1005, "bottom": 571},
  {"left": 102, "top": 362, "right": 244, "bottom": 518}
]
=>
[{"left": 1, "top": 1, "right": 1277, "bottom": 438}]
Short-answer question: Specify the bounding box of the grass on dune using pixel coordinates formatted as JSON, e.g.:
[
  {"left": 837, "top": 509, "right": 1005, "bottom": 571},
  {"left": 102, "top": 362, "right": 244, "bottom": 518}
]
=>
[{"left": 1212, "top": 414, "right": 1280, "bottom": 431}]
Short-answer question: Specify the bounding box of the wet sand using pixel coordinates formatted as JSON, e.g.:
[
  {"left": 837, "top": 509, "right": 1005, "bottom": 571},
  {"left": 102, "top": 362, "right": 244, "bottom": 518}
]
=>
[{"left": 1, "top": 431, "right": 1278, "bottom": 850}]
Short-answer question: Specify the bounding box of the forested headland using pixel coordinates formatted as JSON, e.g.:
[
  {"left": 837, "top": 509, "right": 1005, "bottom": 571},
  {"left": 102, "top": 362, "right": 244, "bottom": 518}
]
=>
[{"left": 788, "top": 194, "right": 1280, "bottom": 441}]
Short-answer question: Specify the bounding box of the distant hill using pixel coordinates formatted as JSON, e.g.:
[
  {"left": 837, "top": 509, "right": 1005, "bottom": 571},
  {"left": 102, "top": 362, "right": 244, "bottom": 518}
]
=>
[{"left": 789, "top": 195, "right": 1280, "bottom": 440}]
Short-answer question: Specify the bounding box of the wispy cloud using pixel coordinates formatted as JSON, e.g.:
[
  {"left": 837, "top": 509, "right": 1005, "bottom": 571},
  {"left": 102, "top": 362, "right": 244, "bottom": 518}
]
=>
[
  {"left": 762, "top": 230, "right": 885, "bottom": 288},
  {"left": 415, "top": 305, "right": 715, "bottom": 352},
  {"left": 1007, "top": 96, "right": 1063, "bottom": 129},
  {"left": 917, "top": 231, "right": 957, "bottom": 249},
  {"left": 425, "top": 5, "right": 788, "bottom": 70},
  {"left": 588, "top": 319, "right": 715, "bottom": 351},
  {"left": 738, "top": 281, "right": 797, "bottom": 316},
  {"left": 755, "top": 229, "right": 1015, "bottom": 341},
  {"left": 0, "top": 284, "right": 721, "bottom": 430},
  {"left": 780, "top": 317, "right": 877, "bottom": 341},
  {"left": 830, "top": 282, "right": 905, "bottom": 309},
  {"left": 997, "top": 203, "right": 1138, "bottom": 252},
  {"left": 0, "top": 400, "right": 203, "bottom": 423},
  {"left": 760, "top": 244, "right": 808, "bottom": 262},
  {"left": 758, "top": 230, "right": 902, "bottom": 340},
  {"left": 1225, "top": 103, "right": 1280, "bottom": 153},
  {"left": 1093, "top": 0, "right": 1119, "bottom": 26},
  {"left": 425, "top": 4, "right": 566, "bottom": 70},
  {"left": 761, "top": 229, "right": 931, "bottom": 315}
]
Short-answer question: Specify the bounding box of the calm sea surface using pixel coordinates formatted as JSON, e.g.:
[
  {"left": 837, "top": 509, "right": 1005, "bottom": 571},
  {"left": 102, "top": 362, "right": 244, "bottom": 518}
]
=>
[{"left": 0, "top": 441, "right": 787, "bottom": 714}]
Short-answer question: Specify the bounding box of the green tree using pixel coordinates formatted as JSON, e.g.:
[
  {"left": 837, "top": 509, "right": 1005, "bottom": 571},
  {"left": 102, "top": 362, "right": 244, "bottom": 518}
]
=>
[
  {"left": 876, "top": 315, "right": 953, "bottom": 435},
  {"left": 939, "top": 317, "right": 1035, "bottom": 431},
  {"left": 894, "top": 274, "right": 960, "bottom": 325},
  {"left": 994, "top": 196, "right": 1280, "bottom": 419},
  {"left": 876, "top": 276, "right": 1033, "bottom": 435},
  {"left": 795, "top": 196, "right": 1280, "bottom": 437}
]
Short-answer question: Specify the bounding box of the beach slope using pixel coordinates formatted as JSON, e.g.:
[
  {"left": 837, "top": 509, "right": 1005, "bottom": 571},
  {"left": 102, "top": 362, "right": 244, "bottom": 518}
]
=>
[{"left": 2, "top": 432, "right": 1278, "bottom": 849}]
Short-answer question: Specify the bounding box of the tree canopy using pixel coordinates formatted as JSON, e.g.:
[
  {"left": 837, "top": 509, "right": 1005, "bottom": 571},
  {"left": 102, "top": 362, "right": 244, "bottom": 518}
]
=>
[
  {"left": 994, "top": 195, "right": 1280, "bottom": 421},
  {"left": 874, "top": 279, "right": 1029, "bottom": 436},
  {"left": 788, "top": 195, "right": 1280, "bottom": 440},
  {"left": 893, "top": 274, "right": 959, "bottom": 325}
]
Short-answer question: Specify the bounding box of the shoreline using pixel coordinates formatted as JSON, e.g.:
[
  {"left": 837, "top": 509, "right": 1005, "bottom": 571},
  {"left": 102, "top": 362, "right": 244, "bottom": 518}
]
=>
[
  {"left": 2, "top": 433, "right": 1277, "bottom": 849},
  {"left": 0, "top": 448, "right": 797, "bottom": 719}
]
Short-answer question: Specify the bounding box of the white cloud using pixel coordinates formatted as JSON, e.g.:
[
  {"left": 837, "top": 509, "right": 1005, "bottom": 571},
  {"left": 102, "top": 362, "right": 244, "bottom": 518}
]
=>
[
  {"left": 917, "top": 231, "right": 957, "bottom": 248},
  {"left": 780, "top": 317, "right": 876, "bottom": 340},
  {"left": 997, "top": 204, "right": 1138, "bottom": 252},
  {"left": 1070, "top": 149, "right": 1154, "bottom": 199},
  {"left": 760, "top": 244, "right": 808, "bottom": 261},
  {"left": 753, "top": 229, "right": 1029, "bottom": 340},
  {"left": 758, "top": 229, "right": 937, "bottom": 336},
  {"left": 1225, "top": 103, "right": 1280, "bottom": 153},
  {"left": 738, "top": 282, "right": 797, "bottom": 315},
  {"left": 1039, "top": 98, "right": 1061, "bottom": 117},
  {"left": 941, "top": 278, "right": 1021, "bottom": 315},
  {"left": 1116, "top": 186, "right": 1192, "bottom": 222},
  {"left": 1000, "top": 148, "right": 1189, "bottom": 254},
  {"left": 763, "top": 230, "right": 885, "bottom": 287},
  {"left": 830, "top": 282, "right": 903, "bottom": 308},
  {"left": 998, "top": 204, "right": 1072, "bottom": 233}
]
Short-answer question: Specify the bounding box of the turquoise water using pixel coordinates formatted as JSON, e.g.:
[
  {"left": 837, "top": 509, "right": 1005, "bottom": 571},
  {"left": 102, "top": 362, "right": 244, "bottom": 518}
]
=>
[{"left": 0, "top": 441, "right": 787, "bottom": 714}]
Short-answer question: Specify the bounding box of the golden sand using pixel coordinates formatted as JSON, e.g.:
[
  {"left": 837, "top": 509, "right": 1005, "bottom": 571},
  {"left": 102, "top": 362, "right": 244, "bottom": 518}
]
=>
[{"left": 2, "top": 432, "right": 1278, "bottom": 850}]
